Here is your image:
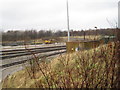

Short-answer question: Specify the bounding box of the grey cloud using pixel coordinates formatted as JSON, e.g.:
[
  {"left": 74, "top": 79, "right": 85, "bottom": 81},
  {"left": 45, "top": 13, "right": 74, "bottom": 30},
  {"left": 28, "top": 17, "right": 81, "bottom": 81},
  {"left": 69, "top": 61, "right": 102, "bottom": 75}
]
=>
[{"left": 0, "top": 0, "right": 119, "bottom": 30}]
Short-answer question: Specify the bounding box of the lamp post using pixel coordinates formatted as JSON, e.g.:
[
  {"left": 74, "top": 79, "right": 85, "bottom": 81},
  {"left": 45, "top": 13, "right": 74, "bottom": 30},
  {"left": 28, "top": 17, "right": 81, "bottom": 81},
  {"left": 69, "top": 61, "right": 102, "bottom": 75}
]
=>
[
  {"left": 66, "top": 0, "right": 70, "bottom": 42},
  {"left": 94, "top": 26, "right": 97, "bottom": 40},
  {"left": 118, "top": 1, "right": 120, "bottom": 29}
]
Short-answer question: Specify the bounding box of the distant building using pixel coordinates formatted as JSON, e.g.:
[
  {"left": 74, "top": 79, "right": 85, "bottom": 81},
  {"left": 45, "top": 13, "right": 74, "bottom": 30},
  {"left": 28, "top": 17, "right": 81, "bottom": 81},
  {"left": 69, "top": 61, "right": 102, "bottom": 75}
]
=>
[{"left": 118, "top": 1, "right": 120, "bottom": 29}]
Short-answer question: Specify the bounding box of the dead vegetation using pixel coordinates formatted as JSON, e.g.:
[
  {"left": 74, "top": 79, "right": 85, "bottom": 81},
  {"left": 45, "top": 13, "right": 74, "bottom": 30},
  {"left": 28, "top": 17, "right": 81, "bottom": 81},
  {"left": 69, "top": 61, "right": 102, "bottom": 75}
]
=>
[{"left": 2, "top": 42, "right": 119, "bottom": 88}]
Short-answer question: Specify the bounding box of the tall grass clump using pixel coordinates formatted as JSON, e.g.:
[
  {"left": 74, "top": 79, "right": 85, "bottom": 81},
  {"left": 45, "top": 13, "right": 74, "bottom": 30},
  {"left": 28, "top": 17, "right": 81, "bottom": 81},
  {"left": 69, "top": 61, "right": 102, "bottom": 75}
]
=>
[{"left": 2, "top": 42, "right": 118, "bottom": 88}]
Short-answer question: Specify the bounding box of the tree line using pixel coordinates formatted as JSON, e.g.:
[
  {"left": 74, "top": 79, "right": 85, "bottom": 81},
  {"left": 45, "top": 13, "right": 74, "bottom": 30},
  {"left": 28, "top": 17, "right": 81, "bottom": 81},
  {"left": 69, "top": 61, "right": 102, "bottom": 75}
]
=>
[{"left": 2, "top": 28, "right": 116, "bottom": 41}]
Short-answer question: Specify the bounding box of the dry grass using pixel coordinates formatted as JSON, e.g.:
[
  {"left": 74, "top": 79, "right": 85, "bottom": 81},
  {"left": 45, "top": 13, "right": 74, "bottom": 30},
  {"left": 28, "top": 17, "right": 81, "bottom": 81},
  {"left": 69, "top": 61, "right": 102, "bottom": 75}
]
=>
[
  {"left": 60, "top": 35, "right": 101, "bottom": 41},
  {"left": 2, "top": 42, "right": 118, "bottom": 88},
  {"left": 71, "top": 35, "right": 101, "bottom": 40}
]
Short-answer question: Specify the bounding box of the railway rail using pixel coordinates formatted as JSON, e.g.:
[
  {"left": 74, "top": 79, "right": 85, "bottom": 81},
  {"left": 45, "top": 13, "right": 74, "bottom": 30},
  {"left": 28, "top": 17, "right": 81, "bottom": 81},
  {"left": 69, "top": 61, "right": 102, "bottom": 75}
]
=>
[{"left": 0, "top": 45, "right": 66, "bottom": 68}]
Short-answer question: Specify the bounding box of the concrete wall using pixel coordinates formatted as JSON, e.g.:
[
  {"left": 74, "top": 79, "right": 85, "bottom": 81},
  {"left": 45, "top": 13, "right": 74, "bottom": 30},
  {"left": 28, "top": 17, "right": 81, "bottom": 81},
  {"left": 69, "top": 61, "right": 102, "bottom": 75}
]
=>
[{"left": 118, "top": 1, "right": 120, "bottom": 29}]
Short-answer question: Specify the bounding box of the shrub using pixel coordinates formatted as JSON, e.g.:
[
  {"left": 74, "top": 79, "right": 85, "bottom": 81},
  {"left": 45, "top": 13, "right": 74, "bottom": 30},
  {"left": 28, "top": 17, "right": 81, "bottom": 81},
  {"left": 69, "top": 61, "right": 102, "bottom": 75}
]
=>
[{"left": 2, "top": 42, "right": 118, "bottom": 88}]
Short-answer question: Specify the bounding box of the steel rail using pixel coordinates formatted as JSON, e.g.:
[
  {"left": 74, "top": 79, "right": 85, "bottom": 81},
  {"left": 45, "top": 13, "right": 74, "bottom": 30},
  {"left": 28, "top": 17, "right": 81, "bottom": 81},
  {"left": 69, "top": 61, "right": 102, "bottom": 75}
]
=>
[
  {"left": 1, "top": 45, "right": 66, "bottom": 53},
  {"left": 2, "top": 46, "right": 66, "bottom": 55},
  {"left": 1, "top": 47, "right": 66, "bottom": 59},
  {"left": 0, "top": 51, "right": 66, "bottom": 68}
]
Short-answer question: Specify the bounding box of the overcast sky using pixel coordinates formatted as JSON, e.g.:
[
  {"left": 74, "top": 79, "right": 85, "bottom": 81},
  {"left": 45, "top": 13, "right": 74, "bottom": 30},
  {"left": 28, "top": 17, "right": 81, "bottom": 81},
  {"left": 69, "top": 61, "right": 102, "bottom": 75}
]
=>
[{"left": 0, "top": 0, "right": 119, "bottom": 31}]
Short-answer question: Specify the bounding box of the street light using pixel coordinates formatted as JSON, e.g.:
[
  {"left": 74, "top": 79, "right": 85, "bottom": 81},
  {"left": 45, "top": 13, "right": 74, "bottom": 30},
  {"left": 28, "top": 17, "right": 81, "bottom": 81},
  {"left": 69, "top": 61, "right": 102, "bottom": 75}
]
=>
[
  {"left": 94, "top": 26, "right": 97, "bottom": 40},
  {"left": 118, "top": 1, "right": 120, "bottom": 29},
  {"left": 66, "top": 0, "right": 70, "bottom": 42}
]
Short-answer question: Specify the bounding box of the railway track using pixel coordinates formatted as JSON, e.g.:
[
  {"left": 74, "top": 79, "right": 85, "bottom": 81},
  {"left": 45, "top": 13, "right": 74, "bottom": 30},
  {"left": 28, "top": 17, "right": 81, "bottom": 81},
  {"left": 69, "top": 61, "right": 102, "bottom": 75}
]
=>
[{"left": 0, "top": 45, "right": 66, "bottom": 68}]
